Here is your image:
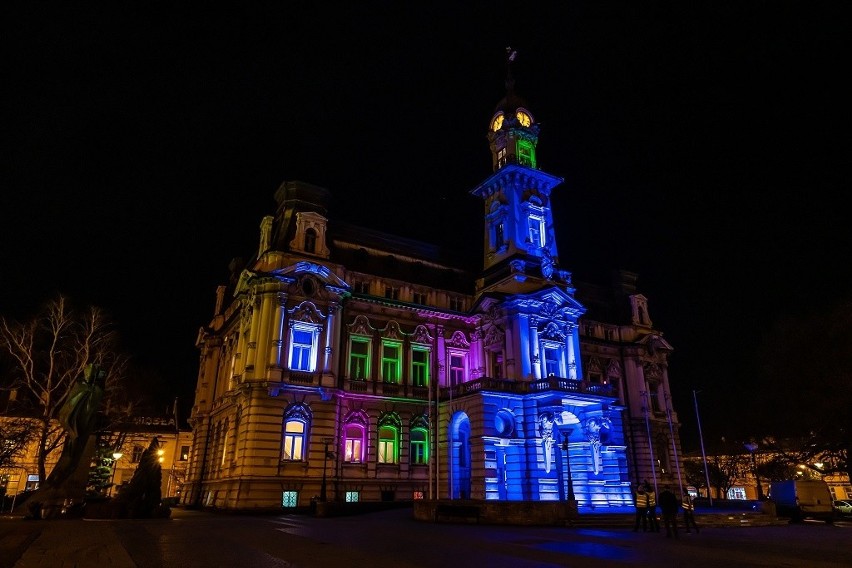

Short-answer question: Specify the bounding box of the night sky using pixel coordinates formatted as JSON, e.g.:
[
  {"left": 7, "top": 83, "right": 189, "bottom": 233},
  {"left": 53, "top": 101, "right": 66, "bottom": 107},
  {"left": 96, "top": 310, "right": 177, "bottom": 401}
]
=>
[{"left": 3, "top": 4, "right": 848, "bottom": 449}]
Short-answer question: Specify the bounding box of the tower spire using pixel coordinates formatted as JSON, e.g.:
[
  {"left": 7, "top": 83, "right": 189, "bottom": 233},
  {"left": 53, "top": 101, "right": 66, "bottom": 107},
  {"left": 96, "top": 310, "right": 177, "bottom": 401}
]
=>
[{"left": 505, "top": 47, "right": 517, "bottom": 95}]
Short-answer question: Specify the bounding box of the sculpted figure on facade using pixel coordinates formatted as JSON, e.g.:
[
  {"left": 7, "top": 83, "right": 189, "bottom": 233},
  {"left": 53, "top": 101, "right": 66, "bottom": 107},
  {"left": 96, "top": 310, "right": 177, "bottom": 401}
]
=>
[{"left": 538, "top": 412, "right": 556, "bottom": 473}]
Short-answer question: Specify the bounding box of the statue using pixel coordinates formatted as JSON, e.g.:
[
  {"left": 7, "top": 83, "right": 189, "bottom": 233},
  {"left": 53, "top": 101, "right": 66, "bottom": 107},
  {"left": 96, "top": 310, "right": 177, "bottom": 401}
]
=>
[{"left": 26, "top": 364, "right": 106, "bottom": 518}]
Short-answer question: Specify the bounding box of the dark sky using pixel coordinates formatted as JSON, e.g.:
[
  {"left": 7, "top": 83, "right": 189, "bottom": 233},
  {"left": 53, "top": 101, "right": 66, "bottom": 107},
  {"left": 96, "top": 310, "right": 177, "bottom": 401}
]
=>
[{"left": 3, "top": 4, "right": 848, "bottom": 448}]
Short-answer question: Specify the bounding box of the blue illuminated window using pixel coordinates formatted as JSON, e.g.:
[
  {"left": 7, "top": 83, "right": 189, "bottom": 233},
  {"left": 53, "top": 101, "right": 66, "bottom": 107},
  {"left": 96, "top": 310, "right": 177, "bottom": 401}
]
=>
[
  {"left": 528, "top": 215, "right": 544, "bottom": 248},
  {"left": 289, "top": 325, "right": 317, "bottom": 372}
]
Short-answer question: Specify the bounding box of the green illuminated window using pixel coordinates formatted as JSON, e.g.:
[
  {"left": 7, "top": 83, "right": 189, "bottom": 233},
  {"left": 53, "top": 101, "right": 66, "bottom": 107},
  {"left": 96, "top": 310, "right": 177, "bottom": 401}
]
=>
[
  {"left": 412, "top": 348, "right": 429, "bottom": 387},
  {"left": 378, "top": 426, "right": 398, "bottom": 464},
  {"left": 382, "top": 342, "right": 401, "bottom": 383},
  {"left": 349, "top": 338, "right": 370, "bottom": 379},
  {"left": 517, "top": 140, "right": 535, "bottom": 167},
  {"left": 345, "top": 491, "right": 360, "bottom": 503},
  {"left": 411, "top": 427, "right": 428, "bottom": 465}
]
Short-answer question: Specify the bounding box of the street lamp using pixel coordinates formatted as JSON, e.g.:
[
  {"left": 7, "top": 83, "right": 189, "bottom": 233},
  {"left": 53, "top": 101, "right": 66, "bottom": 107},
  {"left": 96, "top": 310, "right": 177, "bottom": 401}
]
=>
[
  {"left": 110, "top": 452, "right": 123, "bottom": 497},
  {"left": 743, "top": 442, "right": 764, "bottom": 500},
  {"left": 320, "top": 438, "right": 334, "bottom": 502}
]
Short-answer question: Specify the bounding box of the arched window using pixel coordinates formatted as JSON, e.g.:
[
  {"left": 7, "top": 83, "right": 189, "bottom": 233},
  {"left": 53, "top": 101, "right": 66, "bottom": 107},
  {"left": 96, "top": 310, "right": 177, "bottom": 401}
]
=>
[
  {"left": 378, "top": 426, "right": 398, "bottom": 464},
  {"left": 344, "top": 423, "right": 365, "bottom": 463},
  {"left": 282, "top": 405, "right": 311, "bottom": 461},
  {"left": 410, "top": 427, "right": 428, "bottom": 465}
]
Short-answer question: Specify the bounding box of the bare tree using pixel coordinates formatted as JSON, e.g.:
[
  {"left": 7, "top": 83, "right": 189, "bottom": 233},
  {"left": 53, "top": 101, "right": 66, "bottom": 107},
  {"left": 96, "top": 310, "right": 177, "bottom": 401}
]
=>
[
  {"left": 0, "top": 416, "right": 36, "bottom": 469},
  {"left": 0, "top": 295, "right": 133, "bottom": 482}
]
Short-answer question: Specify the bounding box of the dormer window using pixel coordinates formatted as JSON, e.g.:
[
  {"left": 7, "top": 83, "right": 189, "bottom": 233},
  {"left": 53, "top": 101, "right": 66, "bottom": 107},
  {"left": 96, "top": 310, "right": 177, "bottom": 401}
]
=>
[{"left": 304, "top": 228, "right": 317, "bottom": 254}]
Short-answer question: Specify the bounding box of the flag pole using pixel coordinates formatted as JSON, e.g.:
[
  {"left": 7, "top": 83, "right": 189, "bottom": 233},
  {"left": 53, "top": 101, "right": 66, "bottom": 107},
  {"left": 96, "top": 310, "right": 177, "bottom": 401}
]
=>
[{"left": 693, "top": 390, "right": 713, "bottom": 506}]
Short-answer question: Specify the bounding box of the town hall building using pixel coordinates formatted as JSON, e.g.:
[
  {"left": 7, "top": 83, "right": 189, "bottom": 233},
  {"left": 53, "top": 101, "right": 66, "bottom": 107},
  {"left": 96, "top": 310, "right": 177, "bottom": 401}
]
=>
[{"left": 182, "top": 62, "right": 683, "bottom": 514}]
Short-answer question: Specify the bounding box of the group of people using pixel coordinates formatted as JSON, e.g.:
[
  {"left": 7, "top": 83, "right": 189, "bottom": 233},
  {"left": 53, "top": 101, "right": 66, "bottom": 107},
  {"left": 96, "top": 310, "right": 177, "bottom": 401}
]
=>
[{"left": 633, "top": 481, "right": 699, "bottom": 539}]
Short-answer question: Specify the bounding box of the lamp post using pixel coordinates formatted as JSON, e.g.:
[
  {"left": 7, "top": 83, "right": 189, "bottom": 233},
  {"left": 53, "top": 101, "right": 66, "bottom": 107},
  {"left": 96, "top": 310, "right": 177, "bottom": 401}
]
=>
[
  {"left": 561, "top": 429, "right": 575, "bottom": 502},
  {"left": 320, "top": 438, "right": 333, "bottom": 502},
  {"left": 743, "top": 442, "right": 764, "bottom": 500},
  {"left": 110, "top": 452, "right": 123, "bottom": 497}
]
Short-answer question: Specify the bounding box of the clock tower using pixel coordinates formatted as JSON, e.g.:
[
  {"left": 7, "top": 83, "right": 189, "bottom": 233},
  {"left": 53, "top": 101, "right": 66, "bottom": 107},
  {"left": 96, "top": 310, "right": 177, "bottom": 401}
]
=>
[{"left": 471, "top": 49, "right": 566, "bottom": 293}]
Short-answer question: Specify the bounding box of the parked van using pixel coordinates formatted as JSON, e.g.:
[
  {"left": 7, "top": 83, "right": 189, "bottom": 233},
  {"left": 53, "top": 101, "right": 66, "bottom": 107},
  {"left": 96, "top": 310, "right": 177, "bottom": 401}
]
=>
[{"left": 769, "top": 480, "right": 834, "bottom": 523}]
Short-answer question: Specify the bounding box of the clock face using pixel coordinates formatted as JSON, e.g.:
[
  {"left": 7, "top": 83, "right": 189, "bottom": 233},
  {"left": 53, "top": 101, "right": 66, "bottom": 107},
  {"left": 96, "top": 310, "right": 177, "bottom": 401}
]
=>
[
  {"left": 516, "top": 111, "right": 532, "bottom": 127},
  {"left": 491, "top": 113, "right": 504, "bottom": 131}
]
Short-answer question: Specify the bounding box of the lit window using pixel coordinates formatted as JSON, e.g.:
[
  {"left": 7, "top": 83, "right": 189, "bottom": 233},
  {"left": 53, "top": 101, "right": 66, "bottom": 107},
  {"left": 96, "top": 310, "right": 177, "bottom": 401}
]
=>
[
  {"left": 131, "top": 445, "right": 144, "bottom": 463},
  {"left": 345, "top": 491, "right": 360, "bottom": 503},
  {"left": 528, "top": 215, "right": 544, "bottom": 248},
  {"left": 413, "top": 491, "right": 424, "bottom": 500},
  {"left": 449, "top": 353, "right": 466, "bottom": 385},
  {"left": 179, "top": 446, "right": 190, "bottom": 461},
  {"left": 410, "top": 428, "right": 428, "bottom": 465},
  {"left": 304, "top": 228, "right": 317, "bottom": 254},
  {"left": 412, "top": 348, "right": 429, "bottom": 387},
  {"left": 282, "top": 491, "right": 298, "bottom": 507},
  {"left": 497, "top": 147, "right": 507, "bottom": 168},
  {"left": 344, "top": 424, "right": 365, "bottom": 463},
  {"left": 289, "top": 325, "right": 317, "bottom": 372},
  {"left": 282, "top": 419, "right": 306, "bottom": 461},
  {"left": 517, "top": 140, "right": 535, "bottom": 167},
  {"left": 349, "top": 338, "right": 370, "bottom": 379},
  {"left": 543, "top": 346, "right": 561, "bottom": 377},
  {"left": 382, "top": 342, "right": 401, "bottom": 383},
  {"left": 378, "top": 426, "right": 398, "bottom": 464},
  {"left": 495, "top": 222, "right": 505, "bottom": 249}
]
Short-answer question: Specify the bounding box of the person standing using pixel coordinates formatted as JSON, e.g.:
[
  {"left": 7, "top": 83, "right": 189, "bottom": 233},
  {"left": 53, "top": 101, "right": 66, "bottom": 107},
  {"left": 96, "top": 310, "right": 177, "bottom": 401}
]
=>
[
  {"left": 633, "top": 484, "right": 649, "bottom": 532},
  {"left": 659, "top": 485, "right": 680, "bottom": 539},
  {"left": 645, "top": 482, "right": 660, "bottom": 533},
  {"left": 681, "top": 489, "right": 700, "bottom": 533}
]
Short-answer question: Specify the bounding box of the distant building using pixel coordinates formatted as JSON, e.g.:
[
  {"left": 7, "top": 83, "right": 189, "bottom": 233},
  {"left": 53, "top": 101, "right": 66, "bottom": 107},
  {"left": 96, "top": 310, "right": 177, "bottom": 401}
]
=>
[
  {"left": 183, "top": 64, "right": 684, "bottom": 512},
  {"left": 0, "top": 415, "right": 191, "bottom": 506}
]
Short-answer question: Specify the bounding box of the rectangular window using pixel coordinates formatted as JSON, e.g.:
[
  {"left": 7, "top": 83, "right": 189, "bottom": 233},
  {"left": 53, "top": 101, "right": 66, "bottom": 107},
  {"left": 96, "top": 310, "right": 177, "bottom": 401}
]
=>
[
  {"left": 349, "top": 338, "right": 370, "bottom": 379},
  {"left": 282, "top": 491, "right": 299, "bottom": 508},
  {"left": 345, "top": 491, "right": 360, "bottom": 503},
  {"left": 544, "top": 346, "right": 560, "bottom": 377},
  {"left": 490, "top": 351, "right": 503, "bottom": 378},
  {"left": 528, "top": 215, "right": 544, "bottom": 248},
  {"left": 290, "top": 328, "right": 314, "bottom": 372},
  {"left": 648, "top": 382, "right": 661, "bottom": 413},
  {"left": 384, "top": 286, "right": 399, "bottom": 300},
  {"left": 413, "top": 491, "right": 424, "bottom": 500},
  {"left": 382, "top": 342, "right": 401, "bottom": 383},
  {"left": 131, "top": 445, "right": 144, "bottom": 463},
  {"left": 412, "top": 348, "right": 429, "bottom": 387},
  {"left": 517, "top": 140, "right": 535, "bottom": 167},
  {"left": 378, "top": 427, "right": 397, "bottom": 464},
  {"left": 449, "top": 353, "right": 466, "bottom": 385},
  {"left": 449, "top": 297, "right": 463, "bottom": 311},
  {"left": 179, "top": 445, "right": 190, "bottom": 461},
  {"left": 354, "top": 281, "right": 369, "bottom": 294},
  {"left": 497, "top": 147, "right": 507, "bottom": 167},
  {"left": 495, "top": 222, "right": 505, "bottom": 249},
  {"left": 410, "top": 429, "right": 428, "bottom": 465},
  {"left": 413, "top": 292, "right": 427, "bottom": 305}
]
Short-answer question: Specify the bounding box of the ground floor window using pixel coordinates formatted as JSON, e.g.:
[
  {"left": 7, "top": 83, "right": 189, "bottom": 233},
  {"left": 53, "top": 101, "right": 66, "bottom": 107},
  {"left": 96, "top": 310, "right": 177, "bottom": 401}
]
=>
[
  {"left": 413, "top": 491, "right": 424, "bottom": 500},
  {"left": 282, "top": 491, "right": 299, "bottom": 508},
  {"left": 345, "top": 491, "right": 360, "bottom": 503},
  {"left": 727, "top": 487, "right": 747, "bottom": 500}
]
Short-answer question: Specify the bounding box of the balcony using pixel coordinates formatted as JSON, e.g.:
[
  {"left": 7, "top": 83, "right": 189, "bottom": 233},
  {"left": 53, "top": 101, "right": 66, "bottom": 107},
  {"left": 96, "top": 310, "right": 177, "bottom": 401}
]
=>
[{"left": 440, "top": 376, "right": 616, "bottom": 400}]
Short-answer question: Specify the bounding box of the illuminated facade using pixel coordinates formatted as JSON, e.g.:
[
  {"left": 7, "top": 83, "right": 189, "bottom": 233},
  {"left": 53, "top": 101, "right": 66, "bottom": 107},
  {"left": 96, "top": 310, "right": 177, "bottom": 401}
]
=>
[{"left": 183, "top": 69, "right": 683, "bottom": 512}]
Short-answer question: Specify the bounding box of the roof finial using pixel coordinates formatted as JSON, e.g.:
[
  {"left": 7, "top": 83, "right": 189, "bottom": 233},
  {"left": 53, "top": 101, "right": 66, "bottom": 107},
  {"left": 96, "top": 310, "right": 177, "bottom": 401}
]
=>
[{"left": 505, "top": 46, "right": 517, "bottom": 93}]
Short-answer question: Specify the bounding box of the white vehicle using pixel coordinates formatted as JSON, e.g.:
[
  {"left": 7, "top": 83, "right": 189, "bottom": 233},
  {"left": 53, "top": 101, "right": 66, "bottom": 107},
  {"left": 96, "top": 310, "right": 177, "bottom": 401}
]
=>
[{"left": 769, "top": 480, "right": 834, "bottom": 523}]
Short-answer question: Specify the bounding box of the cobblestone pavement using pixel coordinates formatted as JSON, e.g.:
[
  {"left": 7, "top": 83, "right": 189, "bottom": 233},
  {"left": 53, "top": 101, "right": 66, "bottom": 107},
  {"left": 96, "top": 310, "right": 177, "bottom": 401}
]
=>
[{"left": 2, "top": 507, "right": 850, "bottom": 568}]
